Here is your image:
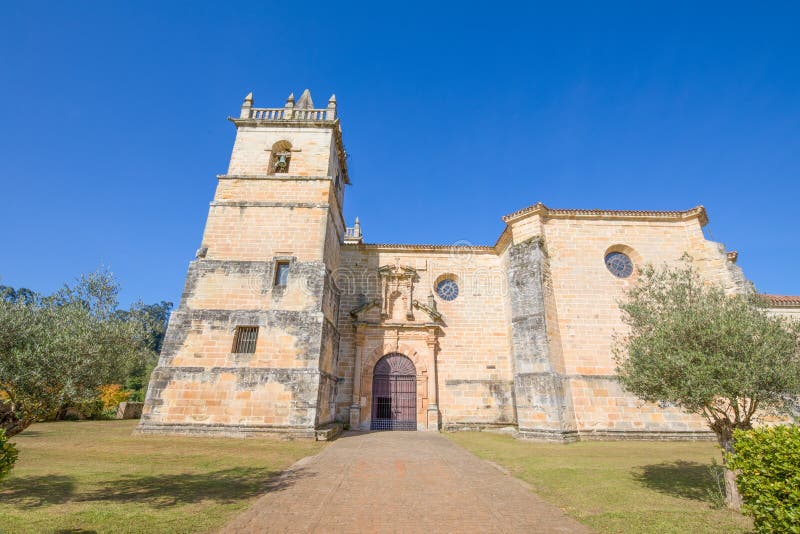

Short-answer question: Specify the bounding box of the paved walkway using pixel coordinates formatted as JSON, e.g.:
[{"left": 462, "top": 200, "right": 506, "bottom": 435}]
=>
[{"left": 220, "top": 431, "right": 592, "bottom": 533}]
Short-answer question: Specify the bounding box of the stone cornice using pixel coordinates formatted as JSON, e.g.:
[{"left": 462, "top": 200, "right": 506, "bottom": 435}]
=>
[
  {"left": 331, "top": 120, "right": 351, "bottom": 185},
  {"left": 412, "top": 300, "right": 442, "bottom": 322},
  {"left": 492, "top": 226, "right": 513, "bottom": 253},
  {"left": 349, "top": 298, "right": 444, "bottom": 324},
  {"left": 344, "top": 204, "right": 710, "bottom": 256},
  {"left": 352, "top": 320, "right": 441, "bottom": 330},
  {"left": 217, "top": 174, "right": 333, "bottom": 181},
  {"left": 502, "top": 202, "right": 709, "bottom": 226},
  {"left": 377, "top": 263, "right": 417, "bottom": 275},
  {"left": 229, "top": 117, "right": 336, "bottom": 129},
  {"left": 210, "top": 201, "right": 329, "bottom": 209},
  {"left": 346, "top": 243, "right": 496, "bottom": 253}
]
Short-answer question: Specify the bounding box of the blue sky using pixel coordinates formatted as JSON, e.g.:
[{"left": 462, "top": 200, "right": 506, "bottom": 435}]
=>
[{"left": 1, "top": 1, "right": 798, "bottom": 306}]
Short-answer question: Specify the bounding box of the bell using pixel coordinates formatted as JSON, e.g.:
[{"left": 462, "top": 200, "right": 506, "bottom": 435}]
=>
[{"left": 276, "top": 153, "right": 288, "bottom": 170}]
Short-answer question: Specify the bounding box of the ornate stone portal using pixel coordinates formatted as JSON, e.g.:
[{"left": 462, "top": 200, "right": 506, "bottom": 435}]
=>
[{"left": 348, "top": 263, "right": 442, "bottom": 431}]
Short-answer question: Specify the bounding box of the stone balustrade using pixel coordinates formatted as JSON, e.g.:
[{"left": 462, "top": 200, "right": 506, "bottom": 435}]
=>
[
  {"left": 239, "top": 90, "right": 338, "bottom": 122},
  {"left": 344, "top": 220, "right": 363, "bottom": 244},
  {"left": 247, "top": 107, "right": 335, "bottom": 121}
]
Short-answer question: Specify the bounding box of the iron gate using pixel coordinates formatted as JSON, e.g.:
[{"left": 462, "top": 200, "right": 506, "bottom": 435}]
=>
[{"left": 371, "top": 354, "right": 417, "bottom": 431}]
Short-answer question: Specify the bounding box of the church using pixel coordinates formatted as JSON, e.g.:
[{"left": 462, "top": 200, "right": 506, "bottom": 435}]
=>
[{"left": 138, "top": 90, "right": 800, "bottom": 441}]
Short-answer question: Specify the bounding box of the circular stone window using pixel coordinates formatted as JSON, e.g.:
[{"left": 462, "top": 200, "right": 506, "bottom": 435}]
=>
[
  {"left": 605, "top": 252, "right": 634, "bottom": 278},
  {"left": 435, "top": 278, "right": 459, "bottom": 301}
]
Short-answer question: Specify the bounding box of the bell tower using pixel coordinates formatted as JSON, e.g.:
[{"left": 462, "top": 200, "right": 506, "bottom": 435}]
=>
[{"left": 139, "top": 90, "right": 348, "bottom": 437}]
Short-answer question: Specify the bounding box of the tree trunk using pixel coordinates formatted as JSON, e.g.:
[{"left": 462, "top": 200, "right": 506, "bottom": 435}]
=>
[
  {"left": 0, "top": 401, "right": 33, "bottom": 437},
  {"left": 55, "top": 403, "right": 69, "bottom": 421},
  {"left": 718, "top": 432, "right": 743, "bottom": 511},
  {"left": 723, "top": 467, "right": 742, "bottom": 510}
]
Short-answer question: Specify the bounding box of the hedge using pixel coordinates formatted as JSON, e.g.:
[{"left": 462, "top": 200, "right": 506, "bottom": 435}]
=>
[{"left": 728, "top": 425, "right": 800, "bottom": 533}]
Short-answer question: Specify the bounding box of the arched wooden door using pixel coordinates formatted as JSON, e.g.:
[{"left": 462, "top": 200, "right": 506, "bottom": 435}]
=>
[{"left": 371, "top": 353, "right": 416, "bottom": 431}]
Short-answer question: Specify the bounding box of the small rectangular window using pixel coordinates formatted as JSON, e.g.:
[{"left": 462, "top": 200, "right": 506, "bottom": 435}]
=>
[
  {"left": 232, "top": 326, "right": 258, "bottom": 354},
  {"left": 275, "top": 261, "right": 290, "bottom": 287}
]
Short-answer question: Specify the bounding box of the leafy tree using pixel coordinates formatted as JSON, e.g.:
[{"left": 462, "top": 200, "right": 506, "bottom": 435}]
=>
[
  {"left": 99, "top": 384, "right": 132, "bottom": 414},
  {"left": 113, "top": 300, "right": 172, "bottom": 401},
  {"left": 0, "top": 270, "right": 148, "bottom": 436},
  {"left": 0, "top": 285, "right": 41, "bottom": 306},
  {"left": 613, "top": 261, "right": 800, "bottom": 509},
  {"left": 114, "top": 300, "right": 172, "bottom": 354}
]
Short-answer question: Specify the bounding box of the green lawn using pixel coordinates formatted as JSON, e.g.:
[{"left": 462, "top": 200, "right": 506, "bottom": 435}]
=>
[
  {"left": 1, "top": 422, "right": 755, "bottom": 533},
  {"left": 0, "top": 420, "right": 324, "bottom": 533},
  {"left": 447, "top": 432, "right": 753, "bottom": 534}
]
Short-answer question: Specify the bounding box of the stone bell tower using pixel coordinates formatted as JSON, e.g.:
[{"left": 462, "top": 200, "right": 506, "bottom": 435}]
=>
[{"left": 138, "top": 90, "right": 348, "bottom": 437}]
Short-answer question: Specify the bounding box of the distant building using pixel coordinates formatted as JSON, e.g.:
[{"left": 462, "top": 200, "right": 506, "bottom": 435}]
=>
[{"left": 138, "top": 90, "right": 799, "bottom": 440}]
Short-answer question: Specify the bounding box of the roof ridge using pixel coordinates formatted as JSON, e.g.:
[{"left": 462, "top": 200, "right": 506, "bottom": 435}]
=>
[
  {"left": 502, "top": 203, "right": 708, "bottom": 224},
  {"left": 346, "top": 243, "right": 495, "bottom": 251},
  {"left": 761, "top": 294, "right": 800, "bottom": 306}
]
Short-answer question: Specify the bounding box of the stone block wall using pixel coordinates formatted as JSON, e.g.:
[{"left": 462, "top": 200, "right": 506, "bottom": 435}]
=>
[
  {"left": 138, "top": 262, "right": 329, "bottom": 435},
  {"left": 336, "top": 246, "right": 515, "bottom": 430},
  {"left": 766, "top": 303, "right": 800, "bottom": 322},
  {"left": 567, "top": 377, "right": 709, "bottom": 439},
  {"left": 201, "top": 204, "right": 330, "bottom": 262},
  {"left": 116, "top": 402, "right": 143, "bottom": 419},
  {"left": 228, "top": 127, "right": 335, "bottom": 177},
  {"left": 510, "top": 210, "right": 744, "bottom": 439}
]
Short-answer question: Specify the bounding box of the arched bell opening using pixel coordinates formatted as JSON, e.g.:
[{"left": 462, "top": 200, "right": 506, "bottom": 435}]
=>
[{"left": 370, "top": 353, "right": 417, "bottom": 431}]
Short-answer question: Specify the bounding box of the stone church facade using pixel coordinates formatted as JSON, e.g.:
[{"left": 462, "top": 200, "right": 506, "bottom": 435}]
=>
[{"left": 138, "top": 90, "right": 800, "bottom": 441}]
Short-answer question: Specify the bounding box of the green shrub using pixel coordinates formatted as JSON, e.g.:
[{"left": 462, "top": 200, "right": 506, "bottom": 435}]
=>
[
  {"left": 78, "top": 397, "right": 108, "bottom": 420},
  {"left": 705, "top": 458, "right": 727, "bottom": 509},
  {"left": 0, "top": 429, "right": 18, "bottom": 481},
  {"left": 728, "top": 425, "right": 800, "bottom": 533}
]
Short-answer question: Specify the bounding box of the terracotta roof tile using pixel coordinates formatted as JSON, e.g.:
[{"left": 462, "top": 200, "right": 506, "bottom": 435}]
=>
[{"left": 762, "top": 294, "right": 800, "bottom": 307}]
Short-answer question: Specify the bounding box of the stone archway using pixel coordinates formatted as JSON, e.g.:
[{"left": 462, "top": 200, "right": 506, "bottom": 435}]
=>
[
  {"left": 371, "top": 353, "right": 417, "bottom": 431},
  {"left": 357, "top": 343, "right": 429, "bottom": 431}
]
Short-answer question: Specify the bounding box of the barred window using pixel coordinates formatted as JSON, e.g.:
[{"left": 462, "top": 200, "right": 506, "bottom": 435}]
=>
[
  {"left": 232, "top": 326, "right": 258, "bottom": 353},
  {"left": 274, "top": 261, "right": 290, "bottom": 287}
]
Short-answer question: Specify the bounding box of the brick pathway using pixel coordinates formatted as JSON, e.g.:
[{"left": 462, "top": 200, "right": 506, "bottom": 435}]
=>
[{"left": 220, "top": 431, "right": 592, "bottom": 533}]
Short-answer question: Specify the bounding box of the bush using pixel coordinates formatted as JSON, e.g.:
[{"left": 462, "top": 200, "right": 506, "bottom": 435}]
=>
[
  {"left": 0, "top": 429, "right": 18, "bottom": 481},
  {"left": 727, "top": 425, "right": 800, "bottom": 532},
  {"left": 99, "top": 384, "right": 131, "bottom": 413},
  {"left": 77, "top": 397, "right": 108, "bottom": 420}
]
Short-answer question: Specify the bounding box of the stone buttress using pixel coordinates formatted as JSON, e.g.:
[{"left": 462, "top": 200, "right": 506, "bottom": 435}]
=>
[{"left": 506, "top": 236, "right": 577, "bottom": 440}]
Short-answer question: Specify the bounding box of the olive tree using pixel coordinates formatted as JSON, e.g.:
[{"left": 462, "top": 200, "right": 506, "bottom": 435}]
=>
[
  {"left": 0, "top": 270, "right": 147, "bottom": 437},
  {"left": 613, "top": 262, "right": 800, "bottom": 509}
]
